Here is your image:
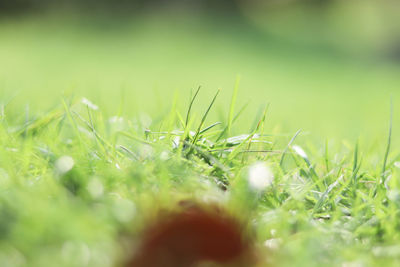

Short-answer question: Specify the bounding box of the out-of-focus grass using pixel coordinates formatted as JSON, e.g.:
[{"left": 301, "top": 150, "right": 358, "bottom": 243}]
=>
[
  {"left": 0, "top": 87, "right": 399, "bottom": 267},
  {"left": 0, "top": 11, "right": 399, "bottom": 142},
  {"left": 1, "top": 11, "right": 400, "bottom": 267}
]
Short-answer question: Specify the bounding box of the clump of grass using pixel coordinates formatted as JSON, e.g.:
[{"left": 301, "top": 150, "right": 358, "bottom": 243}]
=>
[{"left": 0, "top": 90, "right": 399, "bottom": 267}]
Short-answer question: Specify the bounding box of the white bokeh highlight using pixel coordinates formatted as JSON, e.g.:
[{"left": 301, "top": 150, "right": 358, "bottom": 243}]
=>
[
  {"left": 248, "top": 162, "right": 274, "bottom": 191},
  {"left": 55, "top": 156, "right": 75, "bottom": 174}
]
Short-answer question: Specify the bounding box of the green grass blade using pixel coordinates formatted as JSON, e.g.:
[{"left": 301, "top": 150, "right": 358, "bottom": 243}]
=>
[
  {"left": 191, "top": 89, "right": 220, "bottom": 145},
  {"left": 227, "top": 76, "right": 240, "bottom": 137},
  {"left": 381, "top": 99, "right": 393, "bottom": 179},
  {"left": 279, "top": 129, "right": 301, "bottom": 169},
  {"left": 185, "top": 86, "right": 201, "bottom": 128}
]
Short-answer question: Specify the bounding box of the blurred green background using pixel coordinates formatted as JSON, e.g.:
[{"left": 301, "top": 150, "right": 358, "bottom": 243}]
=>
[{"left": 1, "top": 0, "right": 400, "bottom": 142}]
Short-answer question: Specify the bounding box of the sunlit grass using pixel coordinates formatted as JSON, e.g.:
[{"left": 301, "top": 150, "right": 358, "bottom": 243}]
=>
[
  {"left": 1, "top": 87, "right": 400, "bottom": 266},
  {"left": 1, "top": 11, "right": 400, "bottom": 267}
]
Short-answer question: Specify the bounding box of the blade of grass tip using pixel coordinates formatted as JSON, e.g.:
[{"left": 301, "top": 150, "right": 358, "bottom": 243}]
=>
[
  {"left": 73, "top": 110, "right": 122, "bottom": 161},
  {"left": 382, "top": 99, "right": 393, "bottom": 180},
  {"left": 55, "top": 113, "right": 67, "bottom": 137},
  {"left": 185, "top": 86, "right": 201, "bottom": 128},
  {"left": 200, "top": 129, "right": 224, "bottom": 139},
  {"left": 313, "top": 175, "right": 344, "bottom": 213},
  {"left": 199, "top": 122, "right": 222, "bottom": 135},
  {"left": 232, "top": 101, "right": 250, "bottom": 124},
  {"left": 192, "top": 89, "right": 220, "bottom": 145},
  {"left": 227, "top": 76, "right": 240, "bottom": 137},
  {"left": 352, "top": 141, "right": 359, "bottom": 184},
  {"left": 258, "top": 103, "right": 269, "bottom": 150},
  {"left": 17, "top": 106, "right": 65, "bottom": 136},
  {"left": 324, "top": 139, "right": 330, "bottom": 172},
  {"left": 227, "top": 106, "right": 266, "bottom": 162},
  {"left": 246, "top": 104, "right": 269, "bottom": 161},
  {"left": 61, "top": 98, "right": 83, "bottom": 148},
  {"left": 250, "top": 104, "right": 266, "bottom": 132},
  {"left": 182, "top": 112, "right": 196, "bottom": 142},
  {"left": 74, "top": 109, "right": 121, "bottom": 159},
  {"left": 258, "top": 103, "right": 269, "bottom": 133},
  {"left": 279, "top": 129, "right": 301, "bottom": 169},
  {"left": 176, "top": 110, "right": 186, "bottom": 129},
  {"left": 118, "top": 131, "right": 153, "bottom": 145},
  {"left": 351, "top": 141, "right": 363, "bottom": 197},
  {"left": 86, "top": 106, "right": 109, "bottom": 157},
  {"left": 179, "top": 114, "right": 197, "bottom": 157},
  {"left": 216, "top": 101, "right": 250, "bottom": 142},
  {"left": 249, "top": 104, "right": 268, "bottom": 138},
  {"left": 292, "top": 144, "right": 322, "bottom": 191},
  {"left": 118, "top": 145, "right": 140, "bottom": 161}
]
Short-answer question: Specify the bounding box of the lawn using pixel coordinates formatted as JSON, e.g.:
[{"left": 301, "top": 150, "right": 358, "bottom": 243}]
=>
[{"left": 1, "top": 11, "right": 400, "bottom": 267}]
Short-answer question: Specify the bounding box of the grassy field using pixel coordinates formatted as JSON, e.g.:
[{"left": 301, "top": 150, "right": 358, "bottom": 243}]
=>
[{"left": 1, "top": 11, "right": 400, "bottom": 266}]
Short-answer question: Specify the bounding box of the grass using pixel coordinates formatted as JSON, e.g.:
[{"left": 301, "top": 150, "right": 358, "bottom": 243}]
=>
[
  {"left": 1, "top": 11, "right": 400, "bottom": 267},
  {"left": 1, "top": 87, "right": 400, "bottom": 267},
  {"left": 1, "top": 12, "right": 400, "bottom": 140}
]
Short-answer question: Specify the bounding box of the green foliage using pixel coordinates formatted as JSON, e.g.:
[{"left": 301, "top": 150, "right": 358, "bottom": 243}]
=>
[
  {"left": 0, "top": 89, "right": 399, "bottom": 266},
  {"left": 1, "top": 11, "right": 400, "bottom": 267}
]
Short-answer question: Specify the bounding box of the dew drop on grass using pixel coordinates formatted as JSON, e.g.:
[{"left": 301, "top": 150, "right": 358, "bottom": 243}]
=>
[
  {"left": 264, "top": 238, "right": 282, "bottom": 250},
  {"left": 81, "top": 97, "right": 99, "bottom": 110},
  {"left": 160, "top": 151, "right": 170, "bottom": 161},
  {"left": 172, "top": 136, "right": 181, "bottom": 149},
  {"left": 108, "top": 116, "right": 124, "bottom": 124},
  {"left": 248, "top": 162, "right": 274, "bottom": 191},
  {"left": 270, "top": 229, "right": 277, "bottom": 236},
  {"left": 108, "top": 116, "right": 125, "bottom": 132},
  {"left": 61, "top": 241, "right": 91, "bottom": 266},
  {"left": 113, "top": 199, "right": 136, "bottom": 223},
  {"left": 87, "top": 178, "right": 104, "bottom": 199},
  {"left": 55, "top": 156, "right": 75, "bottom": 174},
  {"left": 292, "top": 145, "right": 308, "bottom": 159}
]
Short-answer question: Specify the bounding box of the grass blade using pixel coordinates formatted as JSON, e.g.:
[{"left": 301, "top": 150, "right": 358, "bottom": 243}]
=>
[
  {"left": 279, "top": 129, "right": 301, "bottom": 169},
  {"left": 185, "top": 86, "right": 201, "bottom": 128},
  {"left": 191, "top": 90, "right": 220, "bottom": 145},
  {"left": 381, "top": 99, "right": 393, "bottom": 179},
  {"left": 227, "top": 76, "right": 240, "bottom": 137}
]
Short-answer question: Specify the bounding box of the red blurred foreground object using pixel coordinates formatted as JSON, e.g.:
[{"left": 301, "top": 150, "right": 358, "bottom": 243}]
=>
[{"left": 127, "top": 203, "right": 254, "bottom": 267}]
